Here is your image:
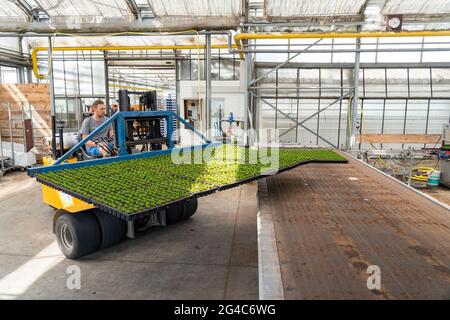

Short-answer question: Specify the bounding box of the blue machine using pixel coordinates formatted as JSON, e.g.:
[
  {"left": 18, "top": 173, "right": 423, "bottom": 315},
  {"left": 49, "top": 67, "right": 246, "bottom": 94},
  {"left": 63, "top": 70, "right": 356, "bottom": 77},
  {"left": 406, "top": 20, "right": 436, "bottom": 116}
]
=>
[{"left": 227, "top": 111, "right": 234, "bottom": 125}]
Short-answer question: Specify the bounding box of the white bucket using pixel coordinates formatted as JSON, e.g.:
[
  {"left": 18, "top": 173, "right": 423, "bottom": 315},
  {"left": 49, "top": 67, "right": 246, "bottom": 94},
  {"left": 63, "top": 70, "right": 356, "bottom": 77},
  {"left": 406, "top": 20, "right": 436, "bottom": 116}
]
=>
[{"left": 427, "top": 170, "right": 441, "bottom": 187}]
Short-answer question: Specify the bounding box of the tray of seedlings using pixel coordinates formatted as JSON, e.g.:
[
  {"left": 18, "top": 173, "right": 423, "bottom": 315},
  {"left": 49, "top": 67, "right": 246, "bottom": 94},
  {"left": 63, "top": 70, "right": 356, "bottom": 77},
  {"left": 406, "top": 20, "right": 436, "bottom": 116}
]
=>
[{"left": 35, "top": 146, "right": 347, "bottom": 220}]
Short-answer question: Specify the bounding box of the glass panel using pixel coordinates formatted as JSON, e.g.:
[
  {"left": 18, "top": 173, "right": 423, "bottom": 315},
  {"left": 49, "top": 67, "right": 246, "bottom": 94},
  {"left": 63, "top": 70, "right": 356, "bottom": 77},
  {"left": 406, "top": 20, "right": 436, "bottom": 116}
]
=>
[
  {"left": 64, "top": 60, "right": 79, "bottom": 95},
  {"left": 386, "top": 69, "right": 409, "bottom": 97},
  {"left": 299, "top": 69, "right": 320, "bottom": 97},
  {"left": 317, "top": 98, "right": 340, "bottom": 147},
  {"left": 92, "top": 59, "right": 105, "bottom": 95},
  {"left": 431, "top": 68, "right": 450, "bottom": 98},
  {"left": 409, "top": 68, "right": 431, "bottom": 98},
  {"left": 55, "top": 99, "right": 79, "bottom": 131},
  {"left": 321, "top": 68, "right": 342, "bottom": 98},
  {"left": 53, "top": 60, "right": 66, "bottom": 94},
  {"left": 359, "top": 99, "right": 384, "bottom": 150},
  {"left": 211, "top": 59, "right": 220, "bottom": 80},
  {"left": 77, "top": 60, "right": 94, "bottom": 95},
  {"left": 191, "top": 59, "right": 205, "bottom": 80},
  {"left": 211, "top": 98, "right": 225, "bottom": 138},
  {"left": 428, "top": 100, "right": 450, "bottom": 135},
  {"left": 219, "top": 58, "right": 235, "bottom": 80},
  {"left": 363, "top": 69, "right": 386, "bottom": 98},
  {"left": 65, "top": 99, "right": 79, "bottom": 131},
  {"left": 0, "top": 66, "right": 18, "bottom": 83},
  {"left": 332, "top": 38, "right": 356, "bottom": 63},
  {"left": 180, "top": 60, "right": 191, "bottom": 80}
]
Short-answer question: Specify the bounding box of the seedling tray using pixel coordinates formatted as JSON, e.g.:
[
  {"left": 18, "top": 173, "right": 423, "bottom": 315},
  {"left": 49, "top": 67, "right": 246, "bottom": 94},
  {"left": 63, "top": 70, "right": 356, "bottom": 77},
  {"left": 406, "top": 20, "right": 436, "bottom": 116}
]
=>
[{"left": 35, "top": 146, "right": 347, "bottom": 221}]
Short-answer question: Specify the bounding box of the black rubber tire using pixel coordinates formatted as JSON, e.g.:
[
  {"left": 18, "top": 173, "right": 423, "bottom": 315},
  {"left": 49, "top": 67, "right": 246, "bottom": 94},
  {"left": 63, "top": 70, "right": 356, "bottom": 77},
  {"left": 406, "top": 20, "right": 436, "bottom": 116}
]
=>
[
  {"left": 181, "top": 198, "right": 198, "bottom": 220},
  {"left": 93, "top": 209, "right": 126, "bottom": 249},
  {"left": 166, "top": 202, "right": 183, "bottom": 225},
  {"left": 55, "top": 212, "right": 101, "bottom": 259}
]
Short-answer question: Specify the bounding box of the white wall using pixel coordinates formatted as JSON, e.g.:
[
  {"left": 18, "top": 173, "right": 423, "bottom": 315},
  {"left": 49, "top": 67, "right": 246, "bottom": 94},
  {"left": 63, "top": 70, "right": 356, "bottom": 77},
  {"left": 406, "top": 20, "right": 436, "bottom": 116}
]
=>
[
  {"left": 178, "top": 80, "right": 245, "bottom": 118},
  {"left": 178, "top": 80, "right": 245, "bottom": 145}
]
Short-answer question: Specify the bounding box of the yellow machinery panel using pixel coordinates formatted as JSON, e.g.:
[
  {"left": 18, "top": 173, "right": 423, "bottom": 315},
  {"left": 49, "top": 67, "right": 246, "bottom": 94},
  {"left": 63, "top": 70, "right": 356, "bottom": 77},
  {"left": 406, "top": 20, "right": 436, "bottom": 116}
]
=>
[
  {"left": 42, "top": 185, "right": 95, "bottom": 213},
  {"left": 42, "top": 156, "right": 78, "bottom": 166}
]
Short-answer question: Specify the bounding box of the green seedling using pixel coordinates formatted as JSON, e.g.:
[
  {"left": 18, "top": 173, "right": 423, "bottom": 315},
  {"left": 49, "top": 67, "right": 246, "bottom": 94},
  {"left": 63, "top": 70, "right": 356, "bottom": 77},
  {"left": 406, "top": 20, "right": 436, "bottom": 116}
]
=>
[{"left": 36, "top": 146, "right": 346, "bottom": 214}]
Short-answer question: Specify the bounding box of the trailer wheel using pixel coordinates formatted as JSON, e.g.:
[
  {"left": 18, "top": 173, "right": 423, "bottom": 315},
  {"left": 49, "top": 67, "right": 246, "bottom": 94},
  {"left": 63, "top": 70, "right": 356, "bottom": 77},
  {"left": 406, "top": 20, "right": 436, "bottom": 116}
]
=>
[
  {"left": 93, "top": 209, "right": 126, "bottom": 249},
  {"left": 55, "top": 212, "right": 101, "bottom": 259},
  {"left": 166, "top": 202, "right": 182, "bottom": 225},
  {"left": 181, "top": 198, "right": 198, "bottom": 220}
]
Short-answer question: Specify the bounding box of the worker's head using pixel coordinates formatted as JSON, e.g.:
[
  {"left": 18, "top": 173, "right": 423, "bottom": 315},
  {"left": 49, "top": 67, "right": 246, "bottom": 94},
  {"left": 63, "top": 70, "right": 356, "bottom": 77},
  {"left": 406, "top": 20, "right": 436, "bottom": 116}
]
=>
[{"left": 92, "top": 100, "right": 106, "bottom": 117}]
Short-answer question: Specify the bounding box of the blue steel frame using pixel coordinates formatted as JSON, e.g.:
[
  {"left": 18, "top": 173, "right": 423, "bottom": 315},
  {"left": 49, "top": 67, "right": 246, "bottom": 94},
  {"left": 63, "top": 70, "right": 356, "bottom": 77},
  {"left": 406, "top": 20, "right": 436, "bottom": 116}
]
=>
[{"left": 28, "top": 111, "right": 217, "bottom": 177}]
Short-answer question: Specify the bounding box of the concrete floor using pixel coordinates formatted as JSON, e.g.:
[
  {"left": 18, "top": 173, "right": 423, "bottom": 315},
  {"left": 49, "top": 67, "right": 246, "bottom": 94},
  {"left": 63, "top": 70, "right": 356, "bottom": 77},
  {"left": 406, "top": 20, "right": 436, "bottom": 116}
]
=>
[
  {"left": 0, "top": 171, "right": 258, "bottom": 299},
  {"left": 2, "top": 160, "right": 449, "bottom": 300}
]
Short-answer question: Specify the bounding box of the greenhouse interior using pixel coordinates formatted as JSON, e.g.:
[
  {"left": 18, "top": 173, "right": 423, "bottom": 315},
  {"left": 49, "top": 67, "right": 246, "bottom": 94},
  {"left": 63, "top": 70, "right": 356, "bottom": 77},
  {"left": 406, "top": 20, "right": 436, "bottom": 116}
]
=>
[{"left": 0, "top": 0, "right": 449, "bottom": 303}]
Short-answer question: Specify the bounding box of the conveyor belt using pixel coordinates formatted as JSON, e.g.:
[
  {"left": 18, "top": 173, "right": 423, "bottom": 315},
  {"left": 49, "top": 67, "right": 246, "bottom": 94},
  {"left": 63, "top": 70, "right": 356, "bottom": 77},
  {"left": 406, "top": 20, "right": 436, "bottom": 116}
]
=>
[{"left": 259, "top": 153, "right": 450, "bottom": 299}]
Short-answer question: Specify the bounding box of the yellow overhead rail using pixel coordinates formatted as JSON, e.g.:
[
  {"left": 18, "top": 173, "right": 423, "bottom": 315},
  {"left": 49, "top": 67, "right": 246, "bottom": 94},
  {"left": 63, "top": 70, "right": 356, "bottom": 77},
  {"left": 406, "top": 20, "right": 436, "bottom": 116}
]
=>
[
  {"left": 32, "top": 44, "right": 234, "bottom": 79},
  {"left": 233, "top": 30, "right": 450, "bottom": 59},
  {"left": 33, "top": 30, "right": 450, "bottom": 78}
]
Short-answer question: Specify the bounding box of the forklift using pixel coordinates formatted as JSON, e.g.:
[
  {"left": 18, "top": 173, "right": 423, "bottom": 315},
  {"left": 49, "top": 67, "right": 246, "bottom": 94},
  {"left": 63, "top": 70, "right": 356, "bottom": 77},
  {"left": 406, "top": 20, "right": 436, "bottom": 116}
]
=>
[
  {"left": 47, "top": 90, "right": 166, "bottom": 162},
  {"left": 31, "top": 89, "right": 212, "bottom": 259}
]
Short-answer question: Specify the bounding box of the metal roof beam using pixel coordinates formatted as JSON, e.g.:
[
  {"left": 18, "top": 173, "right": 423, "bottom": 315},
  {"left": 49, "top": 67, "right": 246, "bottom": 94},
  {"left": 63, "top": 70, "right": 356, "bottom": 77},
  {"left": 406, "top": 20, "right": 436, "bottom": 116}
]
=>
[
  {"left": 9, "top": 0, "right": 50, "bottom": 22},
  {"left": 11, "top": 0, "right": 32, "bottom": 17},
  {"left": 124, "top": 0, "right": 141, "bottom": 20},
  {"left": 0, "top": 21, "right": 234, "bottom": 33}
]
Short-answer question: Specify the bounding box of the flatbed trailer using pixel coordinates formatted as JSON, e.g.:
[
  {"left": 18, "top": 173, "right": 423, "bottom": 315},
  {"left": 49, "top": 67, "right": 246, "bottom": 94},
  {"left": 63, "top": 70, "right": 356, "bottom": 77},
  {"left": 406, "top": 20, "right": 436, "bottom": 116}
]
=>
[
  {"left": 27, "top": 110, "right": 347, "bottom": 259},
  {"left": 258, "top": 151, "right": 450, "bottom": 299},
  {"left": 27, "top": 110, "right": 213, "bottom": 259}
]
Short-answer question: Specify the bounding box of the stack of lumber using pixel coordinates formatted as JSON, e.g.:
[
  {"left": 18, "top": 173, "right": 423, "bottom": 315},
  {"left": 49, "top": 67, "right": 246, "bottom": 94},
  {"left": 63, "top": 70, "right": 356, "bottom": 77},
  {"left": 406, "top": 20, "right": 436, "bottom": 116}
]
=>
[{"left": 0, "top": 83, "right": 51, "bottom": 157}]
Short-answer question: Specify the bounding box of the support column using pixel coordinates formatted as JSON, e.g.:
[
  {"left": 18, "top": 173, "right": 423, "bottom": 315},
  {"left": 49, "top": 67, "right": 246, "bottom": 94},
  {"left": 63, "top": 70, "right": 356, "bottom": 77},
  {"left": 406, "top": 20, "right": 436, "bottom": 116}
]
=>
[
  {"left": 243, "top": 0, "right": 251, "bottom": 146},
  {"left": 17, "top": 36, "right": 25, "bottom": 83},
  {"left": 348, "top": 37, "right": 361, "bottom": 150},
  {"left": 175, "top": 56, "right": 181, "bottom": 143},
  {"left": 103, "top": 52, "right": 110, "bottom": 116},
  {"left": 48, "top": 37, "right": 57, "bottom": 159},
  {"left": 244, "top": 50, "right": 252, "bottom": 146},
  {"left": 205, "top": 34, "right": 212, "bottom": 138}
]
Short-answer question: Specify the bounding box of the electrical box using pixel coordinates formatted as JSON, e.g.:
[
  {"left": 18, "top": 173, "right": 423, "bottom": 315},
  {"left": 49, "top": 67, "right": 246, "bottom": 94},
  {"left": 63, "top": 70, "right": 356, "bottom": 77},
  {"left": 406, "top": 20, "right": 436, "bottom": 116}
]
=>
[
  {"left": 439, "top": 124, "right": 450, "bottom": 187},
  {"left": 183, "top": 99, "right": 201, "bottom": 130},
  {"left": 439, "top": 160, "right": 450, "bottom": 188},
  {"left": 443, "top": 124, "right": 450, "bottom": 147}
]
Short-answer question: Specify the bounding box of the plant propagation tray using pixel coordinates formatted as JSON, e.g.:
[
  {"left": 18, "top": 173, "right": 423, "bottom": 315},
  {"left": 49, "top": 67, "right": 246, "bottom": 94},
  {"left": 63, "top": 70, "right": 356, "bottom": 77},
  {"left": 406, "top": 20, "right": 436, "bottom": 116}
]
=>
[{"left": 34, "top": 146, "right": 347, "bottom": 220}]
